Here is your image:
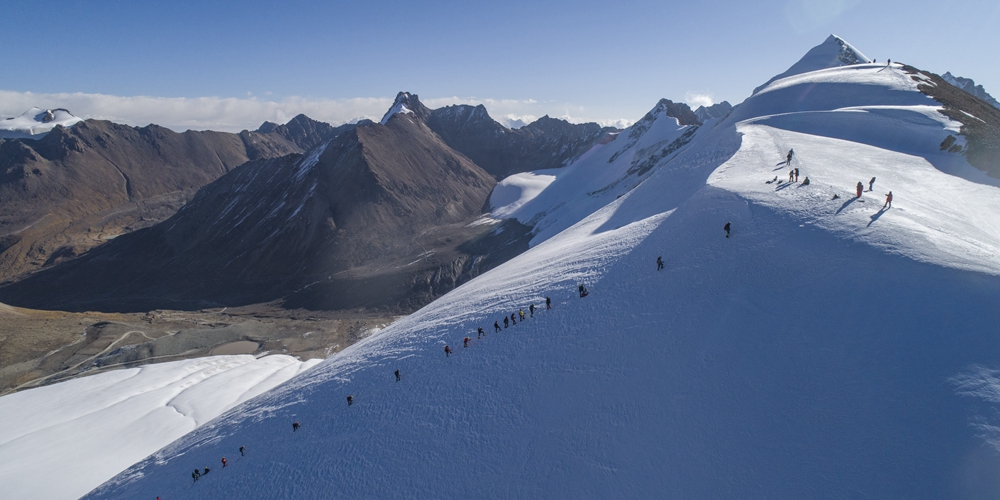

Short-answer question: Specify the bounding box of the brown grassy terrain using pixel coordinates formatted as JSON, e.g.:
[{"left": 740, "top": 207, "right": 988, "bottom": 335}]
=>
[{"left": 0, "top": 302, "right": 398, "bottom": 395}]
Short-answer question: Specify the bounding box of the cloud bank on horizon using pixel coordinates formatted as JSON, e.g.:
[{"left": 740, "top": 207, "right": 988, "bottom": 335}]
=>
[{"left": 0, "top": 90, "right": 642, "bottom": 132}]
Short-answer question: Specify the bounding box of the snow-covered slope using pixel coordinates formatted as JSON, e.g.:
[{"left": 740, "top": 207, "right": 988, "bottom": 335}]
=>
[
  {"left": 753, "top": 34, "right": 870, "bottom": 95},
  {"left": 0, "top": 107, "right": 83, "bottom": 139},
  {"left": 84, "top": 36, "right": 1000, "bottom": 498},
  {"left": 0, "top": 355, "right": 320, "bottom": 500},
  {"left": 489, "top": 98, "right": 706, "bottom": 244}
]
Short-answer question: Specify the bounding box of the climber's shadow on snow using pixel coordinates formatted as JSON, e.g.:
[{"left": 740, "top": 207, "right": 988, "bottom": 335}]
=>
[
  {"left": 835, "top": 197, "right": 857, "bottom": 214},
  {"left": 775, "top": 182, "right": 795, "bottom": 192},
  {"left": 867, "top": 207, "right": 888, "bottom": 227}
]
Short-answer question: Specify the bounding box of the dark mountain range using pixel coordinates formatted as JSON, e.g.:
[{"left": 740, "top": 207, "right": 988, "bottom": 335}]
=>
[
  {"left": 243, "top": 114, "right": 362, "bottom": 159},
  {"left": 0, "top": 93, "right": 621, "bottom": 312},
  {"left": 0, "top": 99, "right": 524, "bottom": 312},
  {"left": 0, "top": 115, "right": 351, "bottom": 283},
  {"left": 427, "top": 103, "right": 618, "bottom": 180}
]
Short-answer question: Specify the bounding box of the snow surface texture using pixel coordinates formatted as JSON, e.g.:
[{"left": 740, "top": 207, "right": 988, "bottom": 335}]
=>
[
  {"left": 0, "top": 107, "right": 83, "bottom": 139},
  {"left": 76, "top": 36, "right": 1000, "bottom": 498},
  {"left": 0, "top": 355, "right": 320, "bottom": 500}
]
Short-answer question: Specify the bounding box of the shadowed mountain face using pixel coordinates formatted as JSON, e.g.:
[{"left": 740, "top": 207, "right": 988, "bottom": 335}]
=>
[
  {"left": 242, "top": 115, "right": 361, "bottom": 159},
  {"left": 0, "top": 93, "right": 621, "bottom": 312},
  {"left": 427, "top": 104, "right": 617, "bottom": 180},
  {"left": 0, "top": 116, "right": 352, "bottom": 283},
  {"left": 0, "top": 109, "right": 520, "bottom": 312}
]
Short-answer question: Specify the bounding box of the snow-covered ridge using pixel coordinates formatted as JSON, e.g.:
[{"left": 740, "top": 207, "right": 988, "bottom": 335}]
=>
[
  {"left": 489, "top": 97, "right": 705, "bottom": 245},
  {"left": 0, "top": 354, "right": 321, "bottom": 500},
  {"left": 0, "top": 107, "right": 83, "bottom": 139}
]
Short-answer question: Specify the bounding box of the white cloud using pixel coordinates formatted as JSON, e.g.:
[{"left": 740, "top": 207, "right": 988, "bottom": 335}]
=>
[
  {"left": 0, "top": 89, "right": 635, "bottom": 133},
  {"left": 498, "top": 115, "right": 536, "bottom": 129},
  {"left": 684, "top": 91, "right": 714, "bottom": 109},
  {"left": 0, "top": 90, "right": 392, "bottom": 132}
]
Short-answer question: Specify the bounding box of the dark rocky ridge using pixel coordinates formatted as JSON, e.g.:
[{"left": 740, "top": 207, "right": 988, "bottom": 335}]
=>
[
  {"left": 903, "top": 65, "right": 1000, "bottom": 179},
  {"left": 427, "top": 103, "right": 618, "bottom": 180},
  {"left": 241, "top": 114, "right": 361, "bottom": 159},
  {"left": 694, "top": 101, "right": 734, "bottom": 123},
  {"left": 941, "top": 72, "right": 1000, "bottom": 110}
]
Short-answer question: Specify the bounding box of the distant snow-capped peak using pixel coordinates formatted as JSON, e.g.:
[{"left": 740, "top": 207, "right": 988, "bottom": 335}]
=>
[
  {"left": 0, "top": 107, "right": 83, "bottom": 139},
  {"left": 753, "top": 34, "right": 871, "bottom": 95}
]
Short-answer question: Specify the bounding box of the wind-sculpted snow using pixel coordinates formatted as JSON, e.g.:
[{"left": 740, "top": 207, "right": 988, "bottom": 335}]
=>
[{"left": 0, "top": 355, "right": 320, "bottom": 500}]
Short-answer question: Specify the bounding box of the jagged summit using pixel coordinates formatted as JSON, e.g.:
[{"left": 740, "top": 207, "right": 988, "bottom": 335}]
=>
[
  {"left": 942, "top": 72, "right": 1000, "bottom": 109},
  {"left": 753, "top": 34, "right": 871, "bottom": 94},
  {"left": 380, "top": 91, "right": 432, "bottom": 124},
  {"left": 0, "top": 107, "right": 83, "bottom": 140},
  {"left": 694, "top": 101, "right": 733, "bottom": 123},
  {"left": 648, "top": 98, "right": 700, "bottom": 126}
]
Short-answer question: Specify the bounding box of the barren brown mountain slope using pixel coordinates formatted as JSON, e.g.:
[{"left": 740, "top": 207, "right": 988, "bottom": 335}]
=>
[
  {"left": 0, "top": 116, "right": 349, "bottom": 283},
  {"left": 0, "top": 106, "right": 521, "bottom": 312}
]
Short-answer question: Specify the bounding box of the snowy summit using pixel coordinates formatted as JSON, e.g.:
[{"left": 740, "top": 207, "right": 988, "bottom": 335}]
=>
[
  {"left": 753, "top": 34, "right": 870, "bottom": 94},
  {"left": 0, "top": 107, "right": 83, "bottom": 139}
]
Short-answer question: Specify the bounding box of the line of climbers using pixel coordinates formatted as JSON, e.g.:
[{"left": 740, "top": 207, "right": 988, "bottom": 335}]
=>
[{"left": 188, "top": 291, "right": 569, "bottom": 489}]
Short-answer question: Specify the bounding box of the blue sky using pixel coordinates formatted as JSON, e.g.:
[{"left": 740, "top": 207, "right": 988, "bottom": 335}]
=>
[{"left": 2, "top": 0, "right": 998, "bottom": 131}]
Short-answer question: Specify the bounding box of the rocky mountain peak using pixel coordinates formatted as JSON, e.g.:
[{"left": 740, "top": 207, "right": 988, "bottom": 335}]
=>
[
  {"left": 694, "top": 101, "right": 733, "bottom": 123},
  {"left": 941, "top": 72, "right": 1000, "bottom": 109},
  {"left": 256, "top": 121, "right": 280, "bottom": 133},
  {"left": 381, "top": 91, "right": 433, "bottom": 124}
]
